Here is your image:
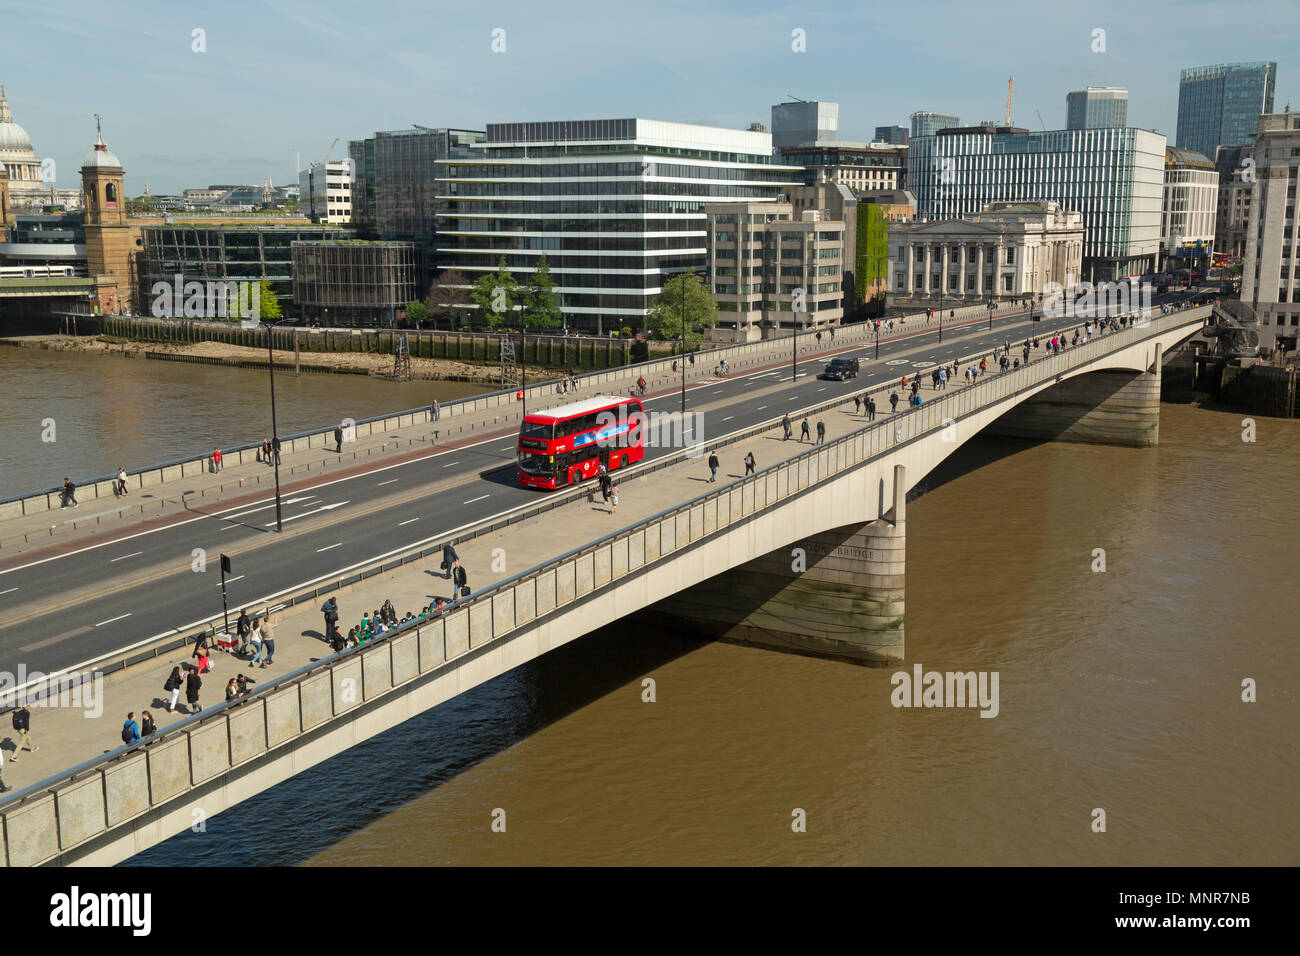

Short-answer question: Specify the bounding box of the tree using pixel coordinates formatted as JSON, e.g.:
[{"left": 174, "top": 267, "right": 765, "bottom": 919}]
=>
[
  {"left": 405, "top": 300, "right": 430, "bottom": 325},
  {"left": 647, "top": 270, "right": 717, "bottom": 348},
  {"left": 256, "top": 280, "right": 282, "bottom": 322},
  {"left": 521, "top": 254, "right": 563, "bottom": 329},
  {"left": 469, "top": 257, "right": 520, "bottom": 330},
  {"left": 427, "top": 269, "right": 469, "bottom": 329}
]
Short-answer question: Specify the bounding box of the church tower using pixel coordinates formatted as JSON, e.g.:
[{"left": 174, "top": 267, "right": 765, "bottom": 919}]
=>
[{"left": 80, "top": 115, "right": 129, "bottom": 313}]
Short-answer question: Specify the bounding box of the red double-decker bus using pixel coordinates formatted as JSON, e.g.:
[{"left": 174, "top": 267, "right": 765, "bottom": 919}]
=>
[{"left": 516, "top": 394, "right": 646, "bottom": 489}]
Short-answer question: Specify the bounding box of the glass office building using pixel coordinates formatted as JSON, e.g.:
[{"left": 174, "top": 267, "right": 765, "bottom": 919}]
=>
[
  {"left": 909, "top": 126, "right": 1167, "bottom": 280},
  {"left": 437, "top": 118, "right": 800, "bottom": 333},
  {"left": 1176, "top": 62, "right": 1276, "bottom": 162},
  {"left": 292, "top": 240, "right": 416, "bottom": 326},
  {"left": 910, "top": 112, "right": 960, "bottom": 139},
  {"left": 1066, "top": 87, "right": 1129, "bottom": 130}
]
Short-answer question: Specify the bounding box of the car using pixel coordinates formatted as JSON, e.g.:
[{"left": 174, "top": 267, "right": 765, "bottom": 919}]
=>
[{"left": 819, "top": 357, "right": 860, "bottom": 381}]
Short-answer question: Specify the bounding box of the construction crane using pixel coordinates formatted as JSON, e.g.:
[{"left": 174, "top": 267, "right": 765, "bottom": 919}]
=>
[
  {"left": 320, "top": 137, "right": 339, "bottom": 165},
  {"left": 1036, "top": 109, "right": 1046, "bottom": 132},
  {"left": 1005, "top": 77, "right": 1014, "bottom": 127}
]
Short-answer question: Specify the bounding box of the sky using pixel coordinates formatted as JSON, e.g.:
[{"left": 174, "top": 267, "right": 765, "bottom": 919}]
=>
[{"left": 1, "top": 0, "right": 1295, "bottom": 195}]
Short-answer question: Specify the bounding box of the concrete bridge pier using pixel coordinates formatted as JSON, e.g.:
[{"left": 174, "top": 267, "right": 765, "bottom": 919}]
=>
[
  {"left": 985, "top": 344, "right": 1164, "bottom": 447},
  {"left": 655, "top": 465, "right": 906, "bottom": 665}
]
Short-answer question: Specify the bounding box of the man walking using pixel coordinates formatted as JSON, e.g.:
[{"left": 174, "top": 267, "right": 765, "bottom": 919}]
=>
[
  {"left": 260, "top": 614, "right": 276, "bottom": 667},
  {"left": 800, "top": 418, "right": 811, "bottom": 442},
  {"left": 322, "top": 597, "right": 339, "bottom": 641},
  {"left": 452, "top": 562, "right": 468, "bottom": 601},
  {"left": 431, "top": 400, "right": 441, "bottom": 423},
  {"left": 116, "top": 466, "right": 129, "bottom": 497},
  {"left": 236, "top": 608, "right": 252, "bottom": 655},
  {"left": 122, "top": 712, "right": 141, "bottom": 744},
  {"left": 271, "top": 435, "right": 282, "bottom": 466},
  {"left": 61, "top": 477, "right": 78, "bottom": 508},
  {"left": 334, "top": 424, "right": 344, "bottom": 453},
  {"left": 707, "top": 451, "right": 720, "bottom": 482},
  {"left": 782, "top": 413, "right": 792, "bottom": 440},
  {"left": 441, "top": 540, "right": 459, "bottom": 580},
  {"left": 867, "top": 396, "right": 876, "bottom": 421},
  {"left": 744, "top": 451, "right": 756, "bottom": 475},
  {"left": 9, "top": 701, "right": 36, "bottom": 759},
  {"left": 853, "top": 394, "right": 861, "bottom": 415},
  {"left": 939, "top": 367, "right": 947, "bottom": 390},
  {"left": 599, "top": 468, "right": 613, "bottom": 506},
  {"left": 212, "top": 447, "right": 223, "bottom": 473},
  {"left": 816, "top": 420, "right": 826, "bottom": 444},
  {"left": 889, "top": 391, "right": 899, "bottom": 414}
]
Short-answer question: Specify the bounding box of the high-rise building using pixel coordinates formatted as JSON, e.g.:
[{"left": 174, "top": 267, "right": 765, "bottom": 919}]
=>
[
  {"left": 1241, "top": 111, "right": 1300, "bottom": 351},
  {"left": 909, "top": 126, "right": 1166, "bottom": 281},
  {"left": 1160, "top": 147, "right": 1218, "bottom": 270},
  {"left": 299, "top": 160, "right": 353, "bottom": 224},
  {"left": 910, "top": 111, "right": 960, "bottom": 139},
  {"left": 1176, "top": 62, "right": 1276, "bottom": 163},
  {"left": 874, "top": 125, "right": 908, "bottom": 146},
  {"left": 1066, "top": 87, "right": 1129, "bottom": 129},
  {"left": 1214, "top": 144, "right": 1255, "bottom": 258},
  {"left": 437, "top": 118, "right": 800, "bottom": 333},
  {"left": 771, "top": 101, "right": 838, "bottom": 149}
]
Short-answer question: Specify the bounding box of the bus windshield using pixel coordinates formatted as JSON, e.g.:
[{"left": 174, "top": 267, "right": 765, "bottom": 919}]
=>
[
  {"left": 520, "top": 420, "right": 554, "bottom": 440},
  {"left": 518, "top": 451, "right": 553, "bottom": 475}
]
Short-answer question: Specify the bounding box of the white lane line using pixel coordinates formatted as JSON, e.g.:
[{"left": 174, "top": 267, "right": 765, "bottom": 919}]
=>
[
  {"left": 262, "top": 501, "right": 349, "bottom": 528},
  {"left": 95, "top": 613, "right": 132, "bottom": 627},
  {"left": 268, "top": 603, "right": 286, "bottom": 613},
  {"left": 722, "top": 416, "right": 733, "bottom": 421},
  {"left": 220, "top": 524, "right": 239, "bottom": 531},
  {"left": 220, "top": 575, "right": 246, "bottom": 586},
  {"left": 757, "top": 405, "right": 767, "bottom": 410},
  {"left": 442, "top": 461, "right": 460, "bottom": 468},
  {"left": 0, "top": 587, "right": 19, "bottom": 596},
  {"left": 816, "top": 387, "right": 827, "bottom": 392},
  {"left": 398, "top": 517, "right": 420, "bottom": 526},
  {"left": 377, "top": 479, "right": 398, "bottom": 486},
  {"left": 316, "top": 543, "right": 343, "bottom": 553},
  {"left": 109, "top": 551, "right": 144, "bottom": 563},
  {"left": 499, "top": 445, "right": 514, "bottom": 451},
  {"left": 463, "top": 495, "right": 490, "bottom": 504}
]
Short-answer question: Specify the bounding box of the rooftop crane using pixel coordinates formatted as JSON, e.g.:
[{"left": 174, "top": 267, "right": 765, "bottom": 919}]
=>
[
  {"left": 320, "top": 137, "right": 339, "bottom": 165},
  {"left": 1005, "top": 77, "right": 1014, "bottom": 127}
]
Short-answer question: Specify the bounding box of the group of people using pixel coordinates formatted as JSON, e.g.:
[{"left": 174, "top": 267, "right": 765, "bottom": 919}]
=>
[
  {"left": 228, "top": 610, "right": 278, "bottom": 667},
  {"left": 704, "top": 450, "right": 758, "bottom": 482},
  {"left": 779, "top": 414, "right": 827, "bottom": 444},
  {"left": 557, "top": 373, "right": 581, "bottom": 395},
  {"left": 256, "top": 436, "right": 282, "bottom": 466}
]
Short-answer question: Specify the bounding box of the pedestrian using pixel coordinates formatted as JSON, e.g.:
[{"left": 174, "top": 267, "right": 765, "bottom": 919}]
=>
[
  {"left": 441, "top": 540, "right": 459, "bottom": 580},
  {"left": 321, "top": 597, "right": 339, "bottom": 641},
  {"left": 1022, "top": 346, "right": 1030, "bottom": 365},
  {"left": 0, "top": 747, "right": 6, "bottom": 792},
  {"left": 164, "top": 665, "right": 183, "bottom": 712},
  {"left": 782, "top": 413, "right": 792, "bottom": 440},
  {"left": 911, "top": 380, "right": 919, "bottom": 397},
  {"left": 116, "top": 466, "right": 129, "bottom": 497},
  {"left": 794, "top": 419, "right": 807, "bottom": 443},
  {"left": 889, "top": 392, "right": 899, "bottom": 414},
  {"left": 60, "top": 477, "right": 78, "bottom": 508},
  {"left": 599, "top": 469, "right": 612, "bottom": 504},
  {"left": 9, "top": 701, "right": 36, "bottom": 759},
  {"left": 236, "top": 674, "right": 256, "bottom": 697},
  {"left": 853, "top": 394, "right": 861, "bottom": 414},
  {"left": 452, "top": 562, "right": 469, "bottom": 601},
  {"left": 816, "top": 331, "right": 823, "bottom": 345},
  {"left": 121, "top": 712, "right": 141, "bottom": 745},
  {"left": 816, "top": 420, "right": 826, "bottom": 444},
  {"left": 260, "top": 614, "right": 276, "bottom": 667},
  {"left": 140, "top": 711, "right": 156, "bottom": 737},
  {"left": 939, "top": 368, "right": 948, "bottom": 390},
  {"left": 212, "top": 447, "right": 223, "bottom": 473},
  {"left": 610, "top": 483, "right": 618, "bottom": 514},
  {"left": 636, "top": 374, "right": 646, "bottom": 396},
  {"left": 226, "top": 678, "right": 240, "bottom": 702},
  {"left": 744, "top": 451, "right": 756, "bottom": 475},
  {"left": 248, "top": 618, "right": 266, "bottom": 666},
  {"left": 707, "top": 452, "right": 719, "bottom": 482},
  {"left": 236, "top": 609, "right": 251, "bottom": 655},
  {"left": 867, "top": 396, "right": 876, "bottom": 421},
  {"left": 185, "top": 667, "right": 203, "bottom": 712},
  {"left": 431, "top": 400, "right": 441, "bottom": 423},
  {"left": 334, "top": 424, "right": 344, "bottom": 452},
  {"left": 271, "top": 435, "right": 282, "bottom": 466}
]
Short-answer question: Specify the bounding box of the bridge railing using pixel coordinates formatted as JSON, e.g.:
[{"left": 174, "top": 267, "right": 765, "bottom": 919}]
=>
[{"left": 0, "top": 309, "right": 1209, "bottom": 864}]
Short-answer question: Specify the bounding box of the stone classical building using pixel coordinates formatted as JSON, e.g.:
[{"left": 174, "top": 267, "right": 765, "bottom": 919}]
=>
[
  {"left": 705, "top": 201, "right": 845, "bottom": 342},
  {"left": 887, "top": 201, "right": 1084, "bottom": 307},
  {"left": 1241, "top": 111, "right": 1300, "bottom": 352}
]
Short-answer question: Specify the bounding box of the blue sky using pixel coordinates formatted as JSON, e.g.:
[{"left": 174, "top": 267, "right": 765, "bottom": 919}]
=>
[{"left": 2, "top": 0, "right": 1294, "bottom": 194}]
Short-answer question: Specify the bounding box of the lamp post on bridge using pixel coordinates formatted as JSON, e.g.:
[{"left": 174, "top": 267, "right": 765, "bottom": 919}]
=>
[{"left": 264, "top": 318, "right": 296, "bottom": 533}]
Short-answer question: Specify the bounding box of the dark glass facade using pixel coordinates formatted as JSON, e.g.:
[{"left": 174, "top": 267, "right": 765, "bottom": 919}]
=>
[
  {"left": 1176, "top": 62, "right": 1276, "bottom": 162},
  {"left": 292, "top": 240, "right": 415, "bottom": 326}
]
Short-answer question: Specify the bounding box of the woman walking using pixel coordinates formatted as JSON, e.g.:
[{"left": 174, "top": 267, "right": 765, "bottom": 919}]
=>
[
  {"left": 185, "top": 666, "right": 203, "bottom": 713},
  {"left": 164, "top": 666, "right": 184, "bottom": 713}
]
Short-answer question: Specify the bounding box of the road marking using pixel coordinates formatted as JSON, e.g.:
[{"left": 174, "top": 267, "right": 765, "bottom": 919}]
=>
[
  {"left": 220, "top": 575, "right": 245, "bottom": 585},
  {"left": 268, "top": 603, "right": 286, "bottom": 612},
  {"left": 442, "top": 461, "right": 460, "bottom": 468},
  {"left": 95, "top": 613, "right": 132, "bottom": 627},
  {"left": 816, "top": 388, "right": 826, "bottom": 392},
  {"left": 263, "top": 501, "right": 349, "bottom": 528},
  {"left": 377, "top": 479, "right": 398, "bottom": 486},
  {"left": 0, "top": 587, "right": 18, "bottom": 596},
  {"left": 757, "top": 405, "right": 767, "bottom": 410},
  {"left": 316, "top": 543, "right": 343, "bottom": 553},
  {"left": 721, "top": 416, "right": 733, "bottom": 421},
  {"left": 220, "top": 524, "right": 239, "bottom": 531},
  {"left": 222, "top": 496, "right": 317, "bottom": 521},
  {"left": 109, "top": 551, "right": 144, "bottom": 563},
  {"left": 398, "top": 517, "right": 420, "bottom": 526},
  {"left": 464, "top": 495, "right": 490, "bottom": 504}
]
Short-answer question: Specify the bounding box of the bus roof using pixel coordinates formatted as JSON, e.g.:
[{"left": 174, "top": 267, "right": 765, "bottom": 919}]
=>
[{"left": 522, "top": 394, "right": 636, "bottom": 423}]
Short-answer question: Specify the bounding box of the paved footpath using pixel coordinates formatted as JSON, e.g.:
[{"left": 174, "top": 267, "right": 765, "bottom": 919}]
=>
[
  {"left": 0, "top": 310, "right": 1023, "bottom": 563},
  {"left": 0, "top": 344, "right": 1005, "bottom": 796}
]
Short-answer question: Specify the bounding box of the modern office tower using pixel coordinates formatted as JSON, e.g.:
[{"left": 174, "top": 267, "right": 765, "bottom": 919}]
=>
[
  {"left": 771, "top": 100, "right": 838, "bottom": 149},
  {"left": 1214, "top": 144, "right": 1255, "bottom": 258},
  {"left": 777, "top": 142, "right": 907, "bottom": 192},
  {"left": 1241, "top": 111, "right": 1300, "bottom": 351},
  {"left": 909, "top": 125, "right": 1166, "bottom": 280},
  {"left": 1066, "top": 87, "right": 1129, "bottom": 129},
  {"left": 1176, "top": 62, "right": 1276, "bottom": 163},
  {"left": 704, "top": 201, "right": 845, "bottom": 341},
  {"left": 437, "top": 118, "right": 800, "bottom": 334},
  {"left": 874, "top": 125, "right": 908, "bottom": 146},
  {"left": 1160, "top": 147, "right": 1218, "bottom": 270},
  {"left": 298, "top": 160, "right": 353, "bottom": 224},
  {"left": 910, "top": 111, "right": 960, "bottom": 139}
]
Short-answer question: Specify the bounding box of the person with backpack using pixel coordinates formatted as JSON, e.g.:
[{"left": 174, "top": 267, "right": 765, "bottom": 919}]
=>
[
  {"left": 164, "top": 665, "right": 184, "bottom": 712},
  {"left": 121, "top": 713, "right": 141, "bottom": 745},
  {"left": 9, "top": 702, "right": 36, "bottom": 759},
  {"left": 707, "top": 451, "right": 720, "bottom": 482},
  {"left": 800, "top": 418, "right": 811, "bottom": 442},
  {"left": 185, "top": 667, "right": 203, "bottom": 712},
  {"left": 236, "top": 609, "right": 252, "bottom": 655}
]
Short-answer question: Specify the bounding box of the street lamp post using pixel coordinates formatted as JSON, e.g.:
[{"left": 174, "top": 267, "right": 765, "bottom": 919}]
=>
[
  {"left": 265, "top": 321, "right": 288, "bottom": 532},
  {"left": 680, "top": 271, "right": 687, "bottom": 415}
]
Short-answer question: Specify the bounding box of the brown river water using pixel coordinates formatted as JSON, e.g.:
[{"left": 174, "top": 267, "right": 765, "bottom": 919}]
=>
[{"left": 45, "top": 350, "right": 1287, "bottom": 867}]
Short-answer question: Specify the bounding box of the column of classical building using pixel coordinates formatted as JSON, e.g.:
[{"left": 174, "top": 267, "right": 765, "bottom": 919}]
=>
[
  {"left": 958, "top": 244, "right": 968, "bottom": 299},
  {"left": 975, "top": 244, "right": 985, "bottom": 298},
  {"left": 994, "top": 239, "right": 1006, "bottom": 298},
  {"left": 940, "top": 243, "right": 950, "bottom": 298},
  {"left": 906, "top": 244, "right": 915, "bottom": 295},
  {"left": 922, "top": 243, "right": 933, "bottom": 295}
]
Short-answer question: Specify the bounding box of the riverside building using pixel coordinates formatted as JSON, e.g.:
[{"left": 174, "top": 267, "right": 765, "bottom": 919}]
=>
[
  {"left": 437, "top": 118, "right": 800, "bottom": 334},
  {"left": 1241, "top": 111, "right": 1300, "bottom": 352}
]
